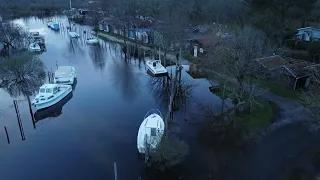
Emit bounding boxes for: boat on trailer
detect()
[32,84,72,110]
[146,60,168,76]
[137,109,165,154]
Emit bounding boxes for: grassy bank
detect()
[212,89,274,132]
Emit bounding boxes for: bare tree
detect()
[0,23,27,56]
[207,26,272,110]
[301,67,320,132]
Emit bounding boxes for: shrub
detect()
[295,41,310,50]
[308,42,320,56]
[285,39,296,49]
[148,133,189,171]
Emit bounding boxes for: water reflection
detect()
[68,38,85,55]
[34,92,73,122]
[88,44,105,70]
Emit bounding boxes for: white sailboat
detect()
[54,66,77,85]
[146,60,168,76]
[32,84,72,110]
[137,109,165,154]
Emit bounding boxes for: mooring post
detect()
[114,162,118,180]
[4,126,10,144]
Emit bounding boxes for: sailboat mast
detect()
[69,0,72,10]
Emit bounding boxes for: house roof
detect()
[131,19,154,28]
[189,35,219,47]
[297,27,320,31]
[254,55,286,70]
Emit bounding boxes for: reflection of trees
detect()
[148,70,195,110]
[89,44,106,70]
[0,52,46,128]
[110,58,140,102]
[67,39,84,55]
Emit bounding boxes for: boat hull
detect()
[137,110,165,154]
[146,61,168,76]
[33,86,72,110]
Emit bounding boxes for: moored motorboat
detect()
[86,37,99,45]
[32,84,72,110]
[29,43,41,52]
[146,60,168,76]
[137,109,165,154]
[54,66,77,85]
[69,31,80,38]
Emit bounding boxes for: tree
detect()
[301,67,320,132]
[208,27,272,108]
[0,23,27,56]
[0,52,46,97]
[147,132,189,171]
[251,0,317,27]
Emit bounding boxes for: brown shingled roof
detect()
[254,55,286,70]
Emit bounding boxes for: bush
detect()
[308,42,320,56]
[148,133,189,171]
[285,39,296,49]
[295,41,310,50]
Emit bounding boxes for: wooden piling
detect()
[114,162,118,180]
[4,126,10,144]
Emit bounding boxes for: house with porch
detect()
[255,55,312,90]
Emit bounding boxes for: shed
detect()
[189,36,219,58]
[296,27,320,41]
[255,55,312,90]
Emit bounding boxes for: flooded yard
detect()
[0,16,226,180]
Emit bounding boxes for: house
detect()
[255,55,312,90]
[128,19,153,43]
[98,17,114,33]
[295,27,320,41]
[188,36,219,58]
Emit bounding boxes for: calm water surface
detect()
[0,16,226,180]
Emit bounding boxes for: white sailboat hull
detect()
[86,38,99,45]
[54,66,77,85]
[32,85,72,110]
[137,110,165,154]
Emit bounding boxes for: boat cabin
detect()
[144,115,163,137]
[39,84,59,95]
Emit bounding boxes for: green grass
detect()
[246,77,301,100]
[211,88,274,132]
[182,53,200,63]
[233,99,274,132]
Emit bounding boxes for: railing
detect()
[144,109,163,120]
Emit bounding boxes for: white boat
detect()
[47,21,53,28]
[137,109,165,154]
[69,31,80,38]
[54,66,77,85]
[146,60,168,76]
[30,31,40,37]
[32,84,72,110]
[86,37,99,45]
[28,43,41,52]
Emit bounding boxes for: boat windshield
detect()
[46,88,52,93]
[40,88,45,93]
[150,128,157,136]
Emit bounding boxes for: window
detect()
[46,88,52,93]
[40,88,45,93]
[53,87,58,93]
[150,128,157,136]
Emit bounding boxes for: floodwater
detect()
[0,16,229,180]
[1,16,319,180]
